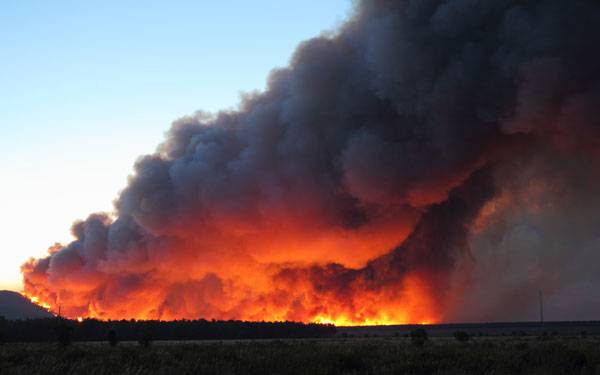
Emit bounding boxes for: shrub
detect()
[335,353,367,373]
[515,342,529,351]
[454,331,470,343]
[0,315,5,345]
[54,321,73,347]
[108,329,118,347]
[539,332,550,341]
[138,331,153,348]
[410,328,428,348]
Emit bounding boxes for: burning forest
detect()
[21,0,600,324]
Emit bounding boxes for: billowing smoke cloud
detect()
[22,0,600,323]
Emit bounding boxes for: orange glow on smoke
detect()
[23,259,440,325]
[309,276,440,326]
[20,177,457,325]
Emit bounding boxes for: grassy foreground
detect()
[1,337,600,375]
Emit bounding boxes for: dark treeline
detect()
[0,316,336,343]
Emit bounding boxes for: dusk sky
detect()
[0,0,351,291]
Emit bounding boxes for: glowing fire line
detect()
[21,290,437,325]
[23,293,52,311]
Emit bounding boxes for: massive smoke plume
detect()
[22,0,600,323]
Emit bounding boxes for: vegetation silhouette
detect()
[0,316,5,345]
[410,328,428,348]
[138,325,154,348]
[107,329,118,347]
[454,331,470,343]
[54,319,73,347]
[0,318,336,343]
[3,338,600,374]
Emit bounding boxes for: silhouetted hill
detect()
[0,290,53,320]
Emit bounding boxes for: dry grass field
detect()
[2,335,600,375]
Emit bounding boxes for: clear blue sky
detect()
[0,0,352,290]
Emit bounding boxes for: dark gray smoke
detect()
[22,0,600,323]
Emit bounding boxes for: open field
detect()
[337,321,600,338]
[2,335,600,375]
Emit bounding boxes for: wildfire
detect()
[20,261,442,325]
[21,0,595,327]
[315,316,408,327]
[22,293,52,311]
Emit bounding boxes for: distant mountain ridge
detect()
[0,290,54,320]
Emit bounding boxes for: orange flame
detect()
[21,262,441,325]
[22,293,52,311]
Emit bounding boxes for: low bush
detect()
[454,331,470,343]
[410,328,428,348]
